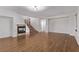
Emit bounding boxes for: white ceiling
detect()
[0,6,77,18]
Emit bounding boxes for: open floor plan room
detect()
[0,6,79,52]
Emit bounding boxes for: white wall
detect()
[0,16,13,38]
[26,15,76,35]
[29,17,49,32]
[30,17,41,32]
[75,7,79,45]
[25,17,48,33]
[48,15,76,35]
[41,19,48,32]
[0,9,25,37]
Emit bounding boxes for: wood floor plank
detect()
[0,32,79,52]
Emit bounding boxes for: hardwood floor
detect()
[0,32,79,52]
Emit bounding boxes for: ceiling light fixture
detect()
[26,6,46,12]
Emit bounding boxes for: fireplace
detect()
[17,24,26,34]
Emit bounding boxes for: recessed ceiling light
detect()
[26,6,47,12]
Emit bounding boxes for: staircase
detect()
[26,19,38,36]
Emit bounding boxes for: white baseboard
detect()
[69,34,74,36]
[0,35,11,38]
[12,35,17,37]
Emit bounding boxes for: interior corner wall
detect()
[0,9,25,38]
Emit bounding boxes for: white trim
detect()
[46,13,76,19]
